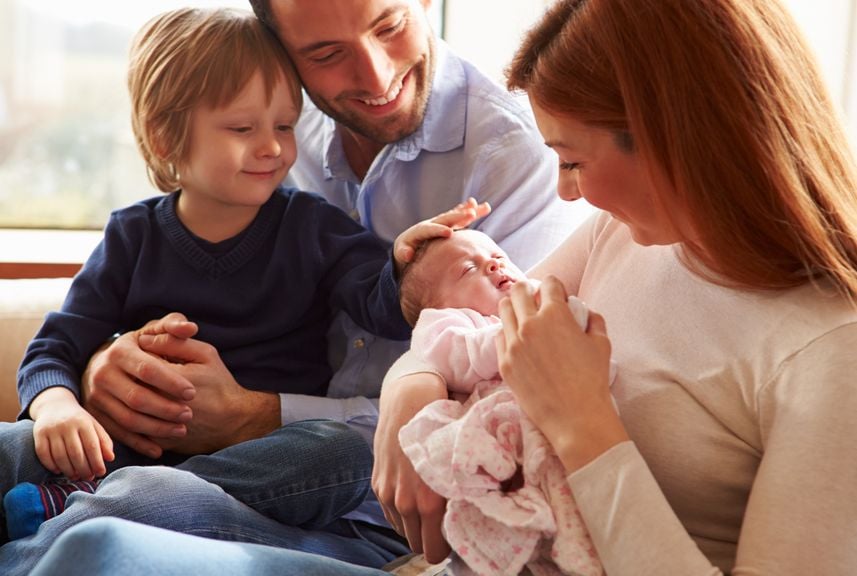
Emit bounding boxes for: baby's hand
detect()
[30,387,114,480]
[394,198,491,269]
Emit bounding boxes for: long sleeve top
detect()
[17,187,409,418]
[388,210,857,575]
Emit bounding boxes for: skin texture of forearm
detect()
[154,388,281,454]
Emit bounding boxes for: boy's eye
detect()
[560,162,580,172]
[277,125,293,132]
[229,127,251,133]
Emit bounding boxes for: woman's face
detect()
[530,98,684,246]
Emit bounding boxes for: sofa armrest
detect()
[0,278,72,422]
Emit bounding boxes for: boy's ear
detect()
[150,133,167,161]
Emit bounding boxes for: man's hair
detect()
[507,0,857,298]
[247,0,277,32]
[128,7,303,192]
[399,238,444,327]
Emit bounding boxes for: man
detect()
[3,0,584,572]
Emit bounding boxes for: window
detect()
[0,0,855,231]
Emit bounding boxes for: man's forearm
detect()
[158,388,281,455]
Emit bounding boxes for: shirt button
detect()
[353,338,365,349]
[349,209,360,221]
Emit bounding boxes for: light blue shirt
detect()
[279,40,592,524]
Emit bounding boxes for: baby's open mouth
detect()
[497,276,516,290]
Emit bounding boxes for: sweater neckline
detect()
[155,189,283,280]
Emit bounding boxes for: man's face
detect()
[269,0,435,145]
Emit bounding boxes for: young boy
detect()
[394,228,605,576]
[2,7,410,540]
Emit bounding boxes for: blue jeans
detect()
[30,517,388,576]
[0,419,408,575]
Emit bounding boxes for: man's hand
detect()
[138,331,281,454]
[372,372,451,563]
[81,313,199,459]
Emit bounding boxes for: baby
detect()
[396,229,605,576]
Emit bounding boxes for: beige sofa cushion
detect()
[0,278,72,422]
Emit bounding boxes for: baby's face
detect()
[423,230,525,316]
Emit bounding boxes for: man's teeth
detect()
[362,80,403,106]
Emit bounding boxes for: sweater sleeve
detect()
[303,195,410,341]
[17,214,136,418]
[567,323,857,576]
[411,308,501,394]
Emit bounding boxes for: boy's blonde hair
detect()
[508,0,857,299]
[128,8,303,192]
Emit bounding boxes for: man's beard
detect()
[306,37,436,145]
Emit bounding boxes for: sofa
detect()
[0,278,72,422]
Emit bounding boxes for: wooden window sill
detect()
[0,229,101,279]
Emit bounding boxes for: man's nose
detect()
[353,42,395,97]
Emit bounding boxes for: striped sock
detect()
[4,478,99,540]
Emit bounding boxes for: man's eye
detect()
[380,17,405,37]
[560,162,580,172]
[311,50,340,64]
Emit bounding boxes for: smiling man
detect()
[19,0,583,573]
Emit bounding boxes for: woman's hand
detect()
[372,372,451,563]
[393,198,491,272]
[496,275,629,472]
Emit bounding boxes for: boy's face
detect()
[178,70,299,218]
[424,230,525,316]
[269,0,435,145]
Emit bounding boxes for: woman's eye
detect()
[229,127,251,133]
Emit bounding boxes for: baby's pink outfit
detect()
[399,297,605,576]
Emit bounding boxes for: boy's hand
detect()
[393,198,491,271]
[30,387,114,480]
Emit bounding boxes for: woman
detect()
[373,0,857,574]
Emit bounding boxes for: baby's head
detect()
[399,229,526,326]
[128,7,303,192]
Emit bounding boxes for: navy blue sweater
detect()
[17,187,409,417]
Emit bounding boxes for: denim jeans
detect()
[30,517,389,576]
[0,419,408,576]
